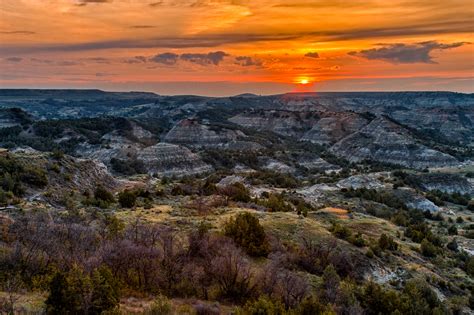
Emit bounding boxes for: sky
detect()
[0,0,473,96]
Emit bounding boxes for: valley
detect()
[0,90,473,314]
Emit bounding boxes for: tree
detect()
[45,266,120,315]
[90,266,120,314]
[45,271,77,315]
[224,212,269,257]
[321,265,340,304]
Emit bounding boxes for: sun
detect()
[300,78,310,85]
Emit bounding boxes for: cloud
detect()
[57,60,82,66]
[304,52,319,58]
[4,57,23,63]
[1,19,471,55]
[148,0,244,7]
[0,30,35,35]
[149,1,164,6]
[149,52,179,65]
[31,58,53,64]
[0,34,298,55]
[76,0,112,5]
[130,25,155,29]
[180,51,228,65]
[348,41,468,64]
[234,56,262,66]
[123,56,147,64]
[85,57,110,63]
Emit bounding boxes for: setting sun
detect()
[300,79,310,85]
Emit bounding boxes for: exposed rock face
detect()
[263,159,295,173]
[12,150,119,201]
[415,173,474,195]
[75,135,141,163]
[330,117,459,169]
[164,119,245,148]
[76,131,212,177]
[301,112,368,144]
[392,188,440,212]
[216,175,246,188]
[223,141,264,151]
[336,174,385,190]
[136,143,212,177]
[228,110,319,137]
[388,107,474,145]
[297,156,339,172]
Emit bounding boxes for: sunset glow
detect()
[0,0,473,95]
[299,79,310,85]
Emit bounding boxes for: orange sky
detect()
[0,0,473,95]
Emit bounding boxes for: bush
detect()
[237,296,287,315]
[466,257,474,277]
[330,222,352,240]
[118,190,137,208]
[447,225,458,235]
[378,233,398,251]
[94,185,115,204]
[219,182,251,203]
[349,233,366,247]
[420,239,438,257]
[45,266,120,315]
[260,193,293,212]
[145,295,172,315]
[224,212,269,257]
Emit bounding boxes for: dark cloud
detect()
[85,57,110,63]
[180,51,229,65]
[149,0,244,7]
[304,52,319,58]
[76,0,112,6]
[348,41,468,64]
[31,58,53,64]
[0,34,298,55]
[149,1,164,6]
[4,57,23,63]
[123,56,148,64]
[0,30,35,35]
[149,52,179,65]
[1,19,472,55]
[234,56,262,66]
[130,25,155,29]
[57,60,82,66]
[95,72,115,77]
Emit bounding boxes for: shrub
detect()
[349,233,366,247]
[420,239,438,257]
[237,296,287,315]
[447,239,458,252]
[224,212,269,257]
[468,201,474,211]
[330,222,352,240]
[260,193,293,212]
[94,185,115,204]
[466,257,474,277]
[45,266,120,315]
[447,225,458,235]
[118,190,137,208]
[219,182,251,203]
[378,233,398,251]
[145,295,172,315]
